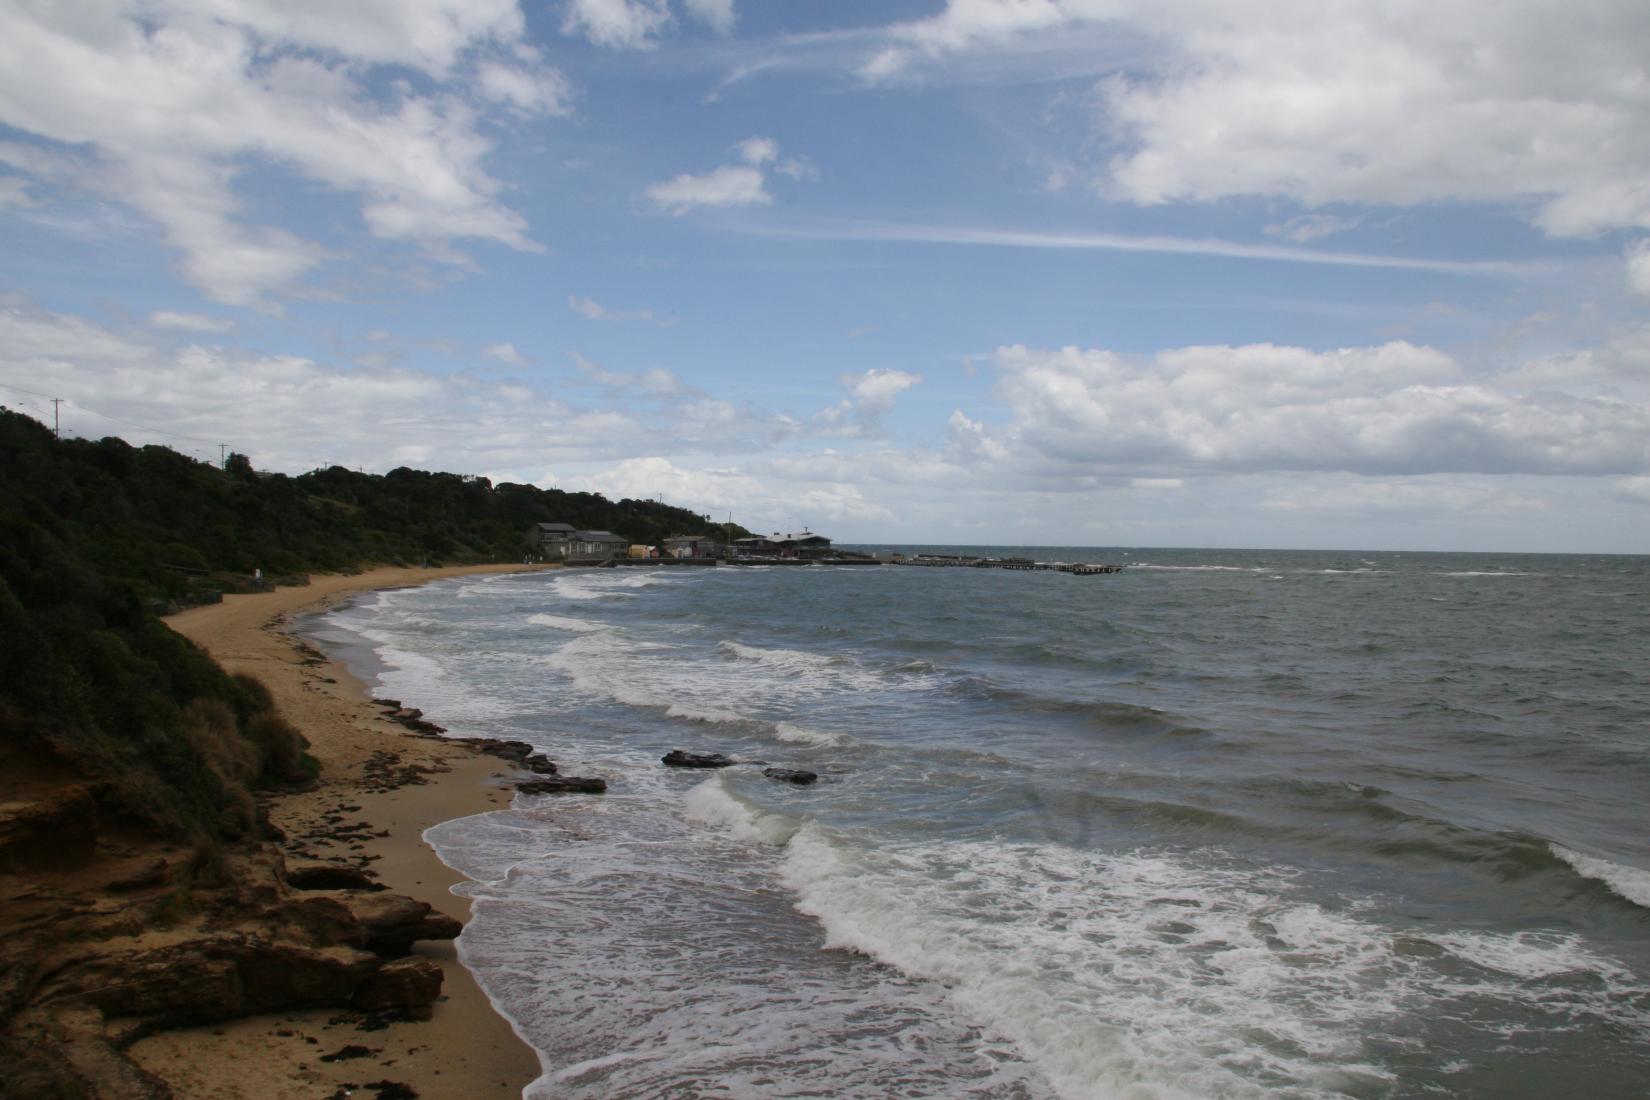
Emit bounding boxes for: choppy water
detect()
[311,549,1650,1098]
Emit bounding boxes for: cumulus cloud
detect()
[0,2,562,305]
[150,310,234,333]
[684,0,738,35]
[977,341,1650,478]
[562,0,673,49]
[815,368,922,436]
[864,1,1650,237]
[582,454,892,526]
[0,300,798,474]
[645,136,811,214]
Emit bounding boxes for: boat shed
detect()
[733,531,832,559]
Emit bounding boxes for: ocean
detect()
[308,548,1650,1099]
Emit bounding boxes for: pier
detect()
[892,555,1125,575]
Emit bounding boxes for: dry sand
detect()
[128,565,554,1100]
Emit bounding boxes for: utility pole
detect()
[51,398,62,439]
[220,444,227,468]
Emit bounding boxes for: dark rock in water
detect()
[662,750,736,768]
[473,738,534,763]
[517,776,606,794]
[523,752,558,775]
[763,768,818,786]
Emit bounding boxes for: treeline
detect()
[0,408,742,842]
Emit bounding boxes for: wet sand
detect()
[130,565,553,1099]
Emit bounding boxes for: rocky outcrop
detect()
[0,786,99,871]
[662,750,736,768]
[762,768,818,786]
[472,738,535,763]
[0,840,457,1100]
[523,752,558,774]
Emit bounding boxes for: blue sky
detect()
[2,0,1648,551]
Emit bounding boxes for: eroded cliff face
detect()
[0,775,455,1100]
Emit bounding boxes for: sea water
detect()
[311,549,1650,1098]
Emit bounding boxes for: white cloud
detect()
[150,310,234,333]
[1617,476,1650,505]
[864,1,1650,237]
[477,59,574,116]
[1264,214,1364,244]
[580,455,893,527]
[646,165,770,214]
[1258,477,1546,518]
[646,136,811,214]
[979,340,1650,479]
[485,342,526,364]
[562,0,673,49]
[0,175,32,208]
[0,2,559,305]
[571,351,681,395]
[0,300,806,474]
[1627,240,1650,301]
[684,0,737,35]
[568,294,659,323]
[815,368,922,436]
[739,136,779,166]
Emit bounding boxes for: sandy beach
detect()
[128,565,553,1100]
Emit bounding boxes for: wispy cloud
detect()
[750,219,1557,278]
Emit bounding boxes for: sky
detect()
[1,0,1648,553]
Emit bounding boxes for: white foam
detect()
[682,775,801,846]
[1438,570,1535,578]
[780,834,1400,1098]
[433,790,1051,1099]
[719,639,832,671]
[777,833,1650,1099]
[527,612,603,633]
[1430,929,1632,982]
[775,721,853,747]
[1552,846,1650,909]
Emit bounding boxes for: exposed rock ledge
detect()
[0,809,455,1100]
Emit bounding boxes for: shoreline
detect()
[130,564,554,1099]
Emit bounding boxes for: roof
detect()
[735,531,830,545]
[571,529,628,543]
[533,522,576,533]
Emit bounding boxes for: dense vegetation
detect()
[0,408,742,841]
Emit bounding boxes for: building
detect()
[566,530,630,559]
[525,522,577,558]
[525,523,632,560]
[732,530,832,559]
[663,534,722,559]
